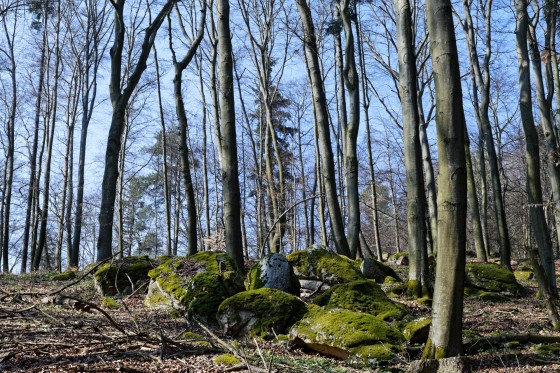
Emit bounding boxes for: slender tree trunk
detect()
[465,126,487,261]
[34,6,62,270]
[461,0,511,268]
[395,0,429,297]
[96,0,177,262]
[22,1,48,272]
[516,0,558,299]
[296,0,350,257]
[1,10,17,272]
[423,0,468,358]
[215,0,244,270]
[339,0,361,259]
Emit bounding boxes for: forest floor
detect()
[1,261,560,372]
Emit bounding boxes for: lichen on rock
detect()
[313,279,407,321]
[289,306,404,361]
[145,252,244,323]
[93,256,155,296]
[217,288,307,338]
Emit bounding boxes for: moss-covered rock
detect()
[290,306,404,361]
[286,247,364,294]
[403,318,431,344]
[465,263,523,296]
[360,257,402,284]
[94,256,155,296]
[514,270,534,281]
[145,252,244,323]
[52,271,76,281]
[217,288,307,338]
[245,253,300,295]
[313,280,407,321]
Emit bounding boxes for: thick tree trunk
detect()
[395,0,429,297]
[423,0,468,359]
[296,0,350,257]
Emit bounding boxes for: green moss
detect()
[383,276,399,284]
[435,346,446,359]
[52,271,76,281]
[314,280,407,321]
[535,343,560,355]
[290,308,404,360]
[465,263,522,295]
[94,256,154,296]
[245,265,265,290]
[506,341,521,349]
[349,344,396,361]
[218,288,307,338]
[102,296,119,309]
[286,248,364,285]
[421,338,433,359]
[403,318,431,343]
[477,291,510,302]
[514,271,534,281]
[213,353,241,365]
[146,253,244,323]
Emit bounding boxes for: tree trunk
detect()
[461,0,511,268]
[423,0,468,358]
[22,1,48,272]
[296,0,350,257]
[216,0,244,270]
[339,0,361,259]
[516,0,559,304]
[96,0,177,262]
[395,0,429,297]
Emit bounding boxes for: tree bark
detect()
[216,0,244,270]
[423,0,468,358]
[395,0,429,297]
[295,0,350,257]
[96,0,177,262]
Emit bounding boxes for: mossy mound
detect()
[403,318,431,344]
[514,270,534,281]
[245,254,300,295]
[145,252,244,323]
[465,263,522,296]
[217,288,307,338]
[286,247,364,293]
[360,257,402,284]
[290,306,404,361]
[314,280,407,321]
[52,271,76,281]
[94,256,155,296]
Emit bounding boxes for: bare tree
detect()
[96,0,178,262]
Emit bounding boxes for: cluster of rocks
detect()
[92,247,527,364]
